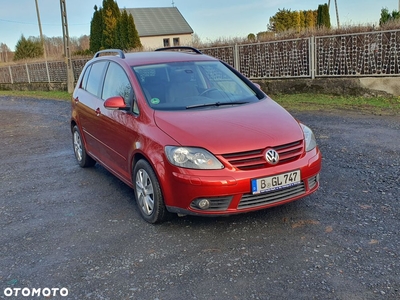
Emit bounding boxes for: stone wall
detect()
[0,82,67,92]
[256,77,398,97]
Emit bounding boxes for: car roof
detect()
[91,49,218,67]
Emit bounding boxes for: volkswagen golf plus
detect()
[71,47,322,223]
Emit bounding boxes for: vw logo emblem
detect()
[265,149,279,165]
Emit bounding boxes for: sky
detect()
[0,0,399,51]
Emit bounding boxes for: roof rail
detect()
[94,49,125,59]
[155,46,202,54]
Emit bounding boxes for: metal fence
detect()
[2,28,400,85]
[315,30,400,76]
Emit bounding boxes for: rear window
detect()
[133,61,261,111]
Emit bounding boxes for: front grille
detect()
[221,140,304,170]
[238,182,306,209]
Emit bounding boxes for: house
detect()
[124,7,194,50]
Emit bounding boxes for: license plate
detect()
[251,170,301,194]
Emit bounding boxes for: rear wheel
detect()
[72,125,96,168]
[133,159,170,224]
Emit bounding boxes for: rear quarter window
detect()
[80,65,92,90]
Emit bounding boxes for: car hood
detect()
[154,99,304,154]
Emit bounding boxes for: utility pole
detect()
[334,0,340,28]
[35,0,47,60]
[60,0,75,93]
[328,0,340,28]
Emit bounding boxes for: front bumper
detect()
[162,147,322,216]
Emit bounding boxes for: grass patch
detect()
[271,93,400,115]
[0,90,71,101]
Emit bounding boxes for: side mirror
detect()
[104,96,130,111]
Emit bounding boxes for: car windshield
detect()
[133,61,262,111]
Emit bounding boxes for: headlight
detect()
[300,123,317,152]
[165,146,224,170]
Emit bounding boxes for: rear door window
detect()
[85,61,108,97]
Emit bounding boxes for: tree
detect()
[268,8,318,33]
[101,0,120,49]
[191,33,201,47]
[268,8,299,32]
[127,13,141,49]
[102,7,117,49]
[380,8,400,25]
[304,10,317,29]
[0,43,11,62]
[45,36,63,57]
[299,11,306,30]
[116,9,130,50]
[78,35,90,51]
[14,35,43,61]
[113,8,141,50]
[247,33,256,42]
[317,4,331,29]
[90,5,103,52]
[103,0,120,19]
[89,1,141,52]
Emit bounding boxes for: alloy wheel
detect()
[135,169,154,216]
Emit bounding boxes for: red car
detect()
[71,47,322,223]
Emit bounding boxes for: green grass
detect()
[0,90,71,101]
[1,90,399,115]
[271,93,400,115]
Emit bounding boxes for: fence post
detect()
[45,61,51,83]
[234,44,240,72]
[310,36,315,79]
[26,63,31,84]
[8,66,13,84]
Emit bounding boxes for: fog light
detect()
[197,199,210,210]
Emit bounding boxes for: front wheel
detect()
[72,125,96,168]
[133,160,170,224]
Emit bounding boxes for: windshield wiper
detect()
[186,101,249,109]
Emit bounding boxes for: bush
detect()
[14,35,43,61]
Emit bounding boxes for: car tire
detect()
[72,125,96,168]
[133,159,170,224]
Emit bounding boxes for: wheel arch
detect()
[71,121,89,151]
[130,149,168,195]
[131,151,156,181]
[70,119,77,132]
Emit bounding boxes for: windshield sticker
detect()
[151,98,160,105]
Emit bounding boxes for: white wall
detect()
[359,77,400,96]
[140,34,193,50]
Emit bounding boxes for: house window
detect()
[173,38,180,46]
[163,38,170,47]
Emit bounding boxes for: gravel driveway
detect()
[0,96,399,299]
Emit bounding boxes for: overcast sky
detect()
[0,0,398,50]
